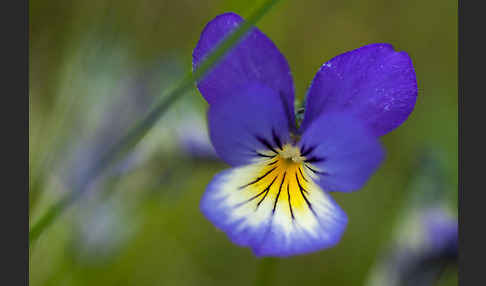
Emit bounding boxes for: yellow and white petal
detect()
[200,154,348,257]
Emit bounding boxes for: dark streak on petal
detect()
[236,187,269,207]
[256,135,278,154]
[272,129,283,150]
[287,183,295,220]
[305,156,326,163]
[238,166,278,189]
[300,145,316,157]
[305,164,329,175]
[294,173,309,194]
[235,174,278,208]
[272,172,286,213]
[256,175,279,208]
[298,167,308,182]
[256,152,276,158]
[295,173,317,217]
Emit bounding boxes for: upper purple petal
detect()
[208,83,292,166]
[299,112,385,192]
[300,43,417,137]
[193,12,295,118]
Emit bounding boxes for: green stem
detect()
[254,258,277,286]
[29,0,284,246]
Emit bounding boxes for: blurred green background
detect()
[29,0,457,285]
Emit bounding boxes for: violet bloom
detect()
[193,13,417,257]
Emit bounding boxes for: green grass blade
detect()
[29,0,284,246]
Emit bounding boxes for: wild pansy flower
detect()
[193,13,417,257]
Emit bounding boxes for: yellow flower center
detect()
[237,143,320,215]
[279,144,306,163]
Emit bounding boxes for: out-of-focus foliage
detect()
[29,0,457,285]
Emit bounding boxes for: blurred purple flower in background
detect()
[43,43,217,261]
[58,49,216,198]
[175,113,218,160]
[423,207,458,254]
[366,206,457,286]
[192,13,417,257]
[365,150,457,286]
[72,195,140,264]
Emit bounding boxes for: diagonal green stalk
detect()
[29,0,284,245]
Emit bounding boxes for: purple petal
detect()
[299,112,384,192]
[193,12,295,118]
[208,83,292,166]
[300,43,417,137]
[200,163,348,257]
